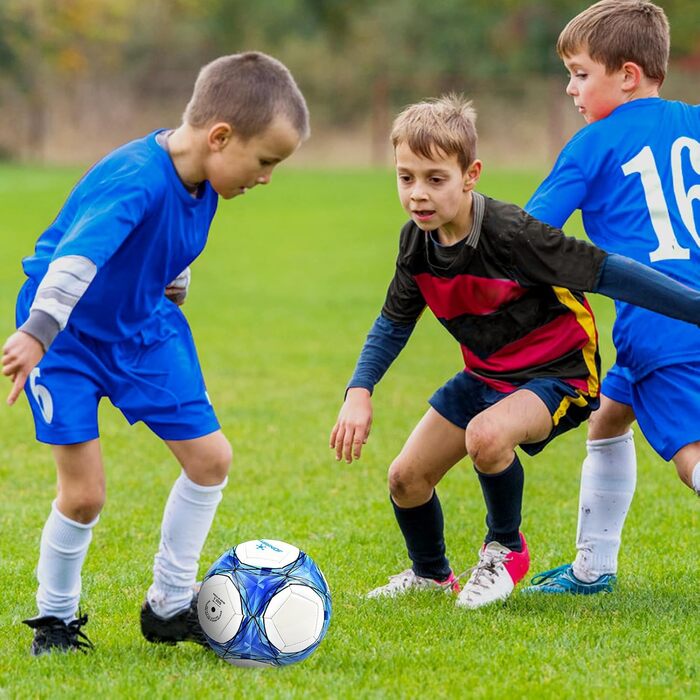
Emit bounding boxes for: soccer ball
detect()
[197,539,331,667]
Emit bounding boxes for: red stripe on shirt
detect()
[461,312,592,383]
[414,272,527,318]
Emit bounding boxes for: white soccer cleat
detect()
[456,533,530,610]
[366,568,460,598]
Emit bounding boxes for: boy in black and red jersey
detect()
[329,94,700,609]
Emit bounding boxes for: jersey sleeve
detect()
[52,168,156,268]
[19,255,97,350]
[346,314,416,394]
[524,152,588,228]
[596,253,700,326]
[509,213,608,291]
[381,225,427,323]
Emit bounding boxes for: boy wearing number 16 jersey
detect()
[524,0,700,594]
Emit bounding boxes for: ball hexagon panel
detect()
[197,574,244,644]
[263,584,325,653]
[235,539,300,569]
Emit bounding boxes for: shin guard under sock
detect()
[391,490,451,580]
[476,455,524,551]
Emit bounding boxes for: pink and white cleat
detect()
[456,533,530,609]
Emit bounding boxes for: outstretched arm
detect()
[512,213,700,326]
[594,254,700,324]
[330,314,415,463]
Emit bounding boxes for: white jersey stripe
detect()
[31,255,97,330]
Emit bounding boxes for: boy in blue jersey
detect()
[1,51,308,655]
[522,0,700,595]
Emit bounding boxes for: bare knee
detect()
[57,483,105,524]
[53,439,105,522]
[387,460,414,502]
[387,459,432,507]
[674,462,692,489]
[588,399,634,440]
[672,442,700,490]
[183,436,232,485]
[465,417,510,473]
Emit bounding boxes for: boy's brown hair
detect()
[557,0,669,83]
[184,51,310,140]
[391,94,477,172]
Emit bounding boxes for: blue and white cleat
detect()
[521,564,616,595]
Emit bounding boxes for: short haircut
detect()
[557,0,669,82]
[184,51,310,140]
[391,94,477,171]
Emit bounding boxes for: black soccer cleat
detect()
[23,612,94,656]
[140,593,208,647]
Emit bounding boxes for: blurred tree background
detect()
[0,0,698,166]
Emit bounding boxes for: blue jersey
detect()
[21,130,218,341]
[527,98,700,379]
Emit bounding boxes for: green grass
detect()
[0,165,698,699]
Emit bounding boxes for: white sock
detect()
[572,431,636,582]
[147,471,227,618]
[36,500,99,623]
[692,462,700,496]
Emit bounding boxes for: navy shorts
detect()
[17,281,220,445]
[429,370,599,456]
[602,361,700,461]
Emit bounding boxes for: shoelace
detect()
[384,569,419,591]
[24,612,94,653]
[464,550,509,595]
[528,564,571,586]
[379,569,450,593]
[66,613,95,653]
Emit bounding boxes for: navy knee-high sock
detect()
[391,490,451,580]
[475,455,524,551]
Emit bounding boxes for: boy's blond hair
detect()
[557,0,669,83]
[391,94,477,172]
[184,51,310,140]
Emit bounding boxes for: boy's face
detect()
[563,51,630,124]
[395,142,480,233]
[206,116,300,199]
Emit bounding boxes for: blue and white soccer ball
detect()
[197,539,331,667]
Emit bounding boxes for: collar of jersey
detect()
[149,129,212,206]
[608,96,662,118]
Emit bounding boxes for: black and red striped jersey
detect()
[381,193,606,395]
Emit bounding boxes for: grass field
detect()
[0,165,698,699]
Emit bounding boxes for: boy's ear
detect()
[621,61,643,92]
[207,122,235,150]
[463,160,482,190]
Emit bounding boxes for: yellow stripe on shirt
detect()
[552,286,600,397]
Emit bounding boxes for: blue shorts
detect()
[429,371,599,456]
[17,281,220,445]
[602,362,700,461]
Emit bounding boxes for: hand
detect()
[165,285,186,306]
[165,267,191,306]
[329,387,373,463]
[2,331,45,405]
